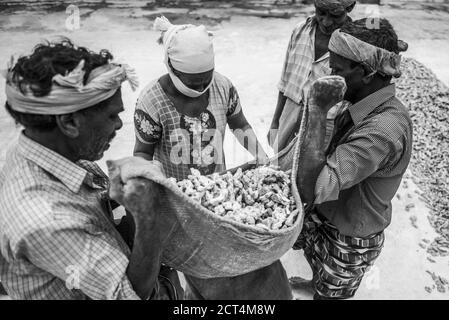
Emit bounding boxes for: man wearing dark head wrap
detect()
[293,18,412,299]
[268,0,356,152]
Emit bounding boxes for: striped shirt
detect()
[314,84,413,237]
[278,16,331,106]
[0,133,139,300]
[134,72,242,180]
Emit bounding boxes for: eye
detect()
[316,8,325,16]
[331,13,344,19]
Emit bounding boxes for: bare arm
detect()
[268,92,287,146]
[228,111,269,165]
[125,181,162,300]
[134,139,156,161]
[296,76,346,205]
[109,164,164,300]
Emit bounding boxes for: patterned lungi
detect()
[294,210,385,299]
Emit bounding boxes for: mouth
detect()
[320,26,335,35]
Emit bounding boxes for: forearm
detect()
[233,125,268,162]
[126,216,162,300]
[271,92,287,125]
[296,107,327,205]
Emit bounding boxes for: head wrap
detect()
[314,0,356,14]
[329,29,406,78]
[153,16,215,98]
[4,58,139,115]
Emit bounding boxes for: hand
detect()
[308,76,347,114]
[107,159,162,221]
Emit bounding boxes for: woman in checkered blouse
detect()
[133,18,293,300]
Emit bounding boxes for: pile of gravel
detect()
[395,58,449,257]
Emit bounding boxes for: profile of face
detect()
[329,51,367,102]
[74,89,124,161]
[172,67,214,93]
[315,4,352,35]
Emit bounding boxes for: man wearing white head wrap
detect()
[292,18,412,300]
[133,17,293,300]
[268,0,356,153]
[0,39,176,300]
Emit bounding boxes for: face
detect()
[329,51,365,102]
[315,5,349,35]
[173,68,214,92]
[76,89,124,161]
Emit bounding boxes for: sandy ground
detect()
[0,3,448,299]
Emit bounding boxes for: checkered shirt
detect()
[278,16,331,105]
[0,133,139,300]
[314,85,413,237]
[134,72,242,180]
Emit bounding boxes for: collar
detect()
[17,133,106,193]
[309,16,330,63]
[348,84,396,125]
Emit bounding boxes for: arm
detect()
[21,207,146,299]
[133,104,162,161]
[123,179,163,300]
[134,139,155,161]
[267,92,287,146]
[108,162,166,300]
[228,110,269,165]
[296,76,347,205]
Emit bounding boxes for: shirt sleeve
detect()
[20,216,141,300]
[134,93,163,145]
[314,123,405,204]
[226,84,242,119]
[277,29,296,93]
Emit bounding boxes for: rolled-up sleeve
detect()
[21,219,140,300]
[314,126,403,204]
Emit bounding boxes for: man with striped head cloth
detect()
[0,39,179,300]
[293,18,411,300]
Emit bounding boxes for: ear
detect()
[55,113,82,138]
[361,69,376,85]
[346,2,356,13]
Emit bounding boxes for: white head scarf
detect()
[153,16,215,98]
[329,29,405,78]
[4,58,139,115]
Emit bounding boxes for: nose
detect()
[322,15,333,27]
[115,116,123,131]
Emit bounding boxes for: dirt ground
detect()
[0,2,448,299]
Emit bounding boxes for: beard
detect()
[77,130,116,161]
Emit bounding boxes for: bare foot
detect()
[289,276,315,298]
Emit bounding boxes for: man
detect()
[0,39,173,300]
[294,18,412,299]
[268,0,356,152]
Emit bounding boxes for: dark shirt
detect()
[314,84,413,237]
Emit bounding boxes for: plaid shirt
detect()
[314,85,413,237]
[0,133,139,300]
[278,16,331,105]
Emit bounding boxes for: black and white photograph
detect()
[0,0,448,304]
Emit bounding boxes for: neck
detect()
[23,129,79,162]
[349,79,391,104]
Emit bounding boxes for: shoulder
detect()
[213,72,233,88]
[211,72,236,98]
[356,97,412,147]
[136,78,166,110]
[290,16,315,39]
